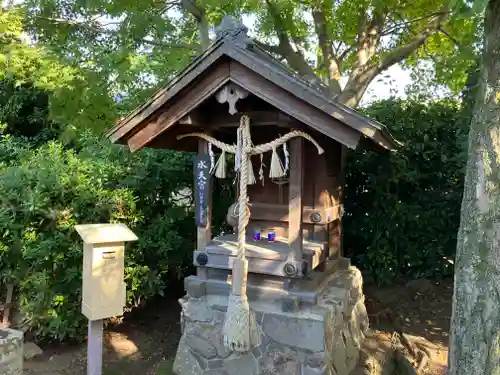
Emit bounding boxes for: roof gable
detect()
[106,16,399,152]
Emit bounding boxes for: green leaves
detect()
[10,0,479,123]
[344,98,470,285]
[0,131,201,341]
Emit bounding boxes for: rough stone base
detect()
[173,266,369,375]
[0,328,23,375]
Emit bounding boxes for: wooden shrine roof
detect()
[106,16,400,152]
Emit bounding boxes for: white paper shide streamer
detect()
[209,142,215,173]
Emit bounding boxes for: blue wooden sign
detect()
[194,154,211,226]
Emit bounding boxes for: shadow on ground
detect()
[23,277,453,375]
[23,294,182,375]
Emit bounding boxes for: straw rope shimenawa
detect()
[177,114,324,353]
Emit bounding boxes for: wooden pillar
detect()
[336,144,347,258]
[326,143,344,260]
[197,138,212,280]
[288,138,303,261]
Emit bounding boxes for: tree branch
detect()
[340,7,449,107]
[264,0,321,84]
[356,9,385,67]
[339,45,355,61]
[438,27,462,48]
[180,0,210,49]
[381,10,451,36]
[34,16,202,51]
[376,10,449,73]
[140,39,201,51]
[158,1,181,15]
[253,40,284,56]
[312,8,342,94]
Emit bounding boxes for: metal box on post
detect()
[75,224,138,321]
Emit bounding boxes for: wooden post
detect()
[87,319,103,375]
[197,138,212,280]
[288,138,303,261]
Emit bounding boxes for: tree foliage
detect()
[1,8,118,138]
[5,0,478,139]
[344,98,470,285]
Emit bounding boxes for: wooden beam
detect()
[249,203,339,224]
[288,138,304,262]
[224,45,398,150]
[179,110,294,128]
[229,61,361,149]
[107,45,225,143]
[127,62,230,152]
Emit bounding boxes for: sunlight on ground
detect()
[107,332,139,359]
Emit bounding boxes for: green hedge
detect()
[0,131,231,341]
[0,97,471,340]
[343,99,469,285]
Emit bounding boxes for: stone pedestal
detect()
[173,266,369,375]
[0,328,23,375]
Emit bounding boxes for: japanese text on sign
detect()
[193,154,211,226]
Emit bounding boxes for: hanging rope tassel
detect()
[269,147,286,178]
[214,150,227,179]
[222,114,260,353]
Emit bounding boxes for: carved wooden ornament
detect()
[216,83,249,115]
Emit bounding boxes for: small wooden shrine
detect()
[106,16,398,314]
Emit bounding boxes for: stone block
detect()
[282,295,300,313]
[254,310,264,325]
[0,328,23,375]
[252,346,261,359]
[211,304,228,312]
[186,278,207,298]
[262,314,324,352]
[224,353,258,375]
[205,370,229,375]
[185,321,231,359]
[186,335,217,359]
[306,353,325,368]
[180,297,213,322]
[259,333,270,352]
[173,266,369,375]
[192,350,208,370]
[337,257,351,269]
[208,358,224,369]
[301,365,325,375]
[23,342,43,360]
[173,344,204,375]
[259,343,300,375]
[213,311,226,326]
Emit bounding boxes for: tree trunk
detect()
[448,1,500,374]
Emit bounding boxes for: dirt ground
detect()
[23,277,453,375]
[363,278,452,375]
